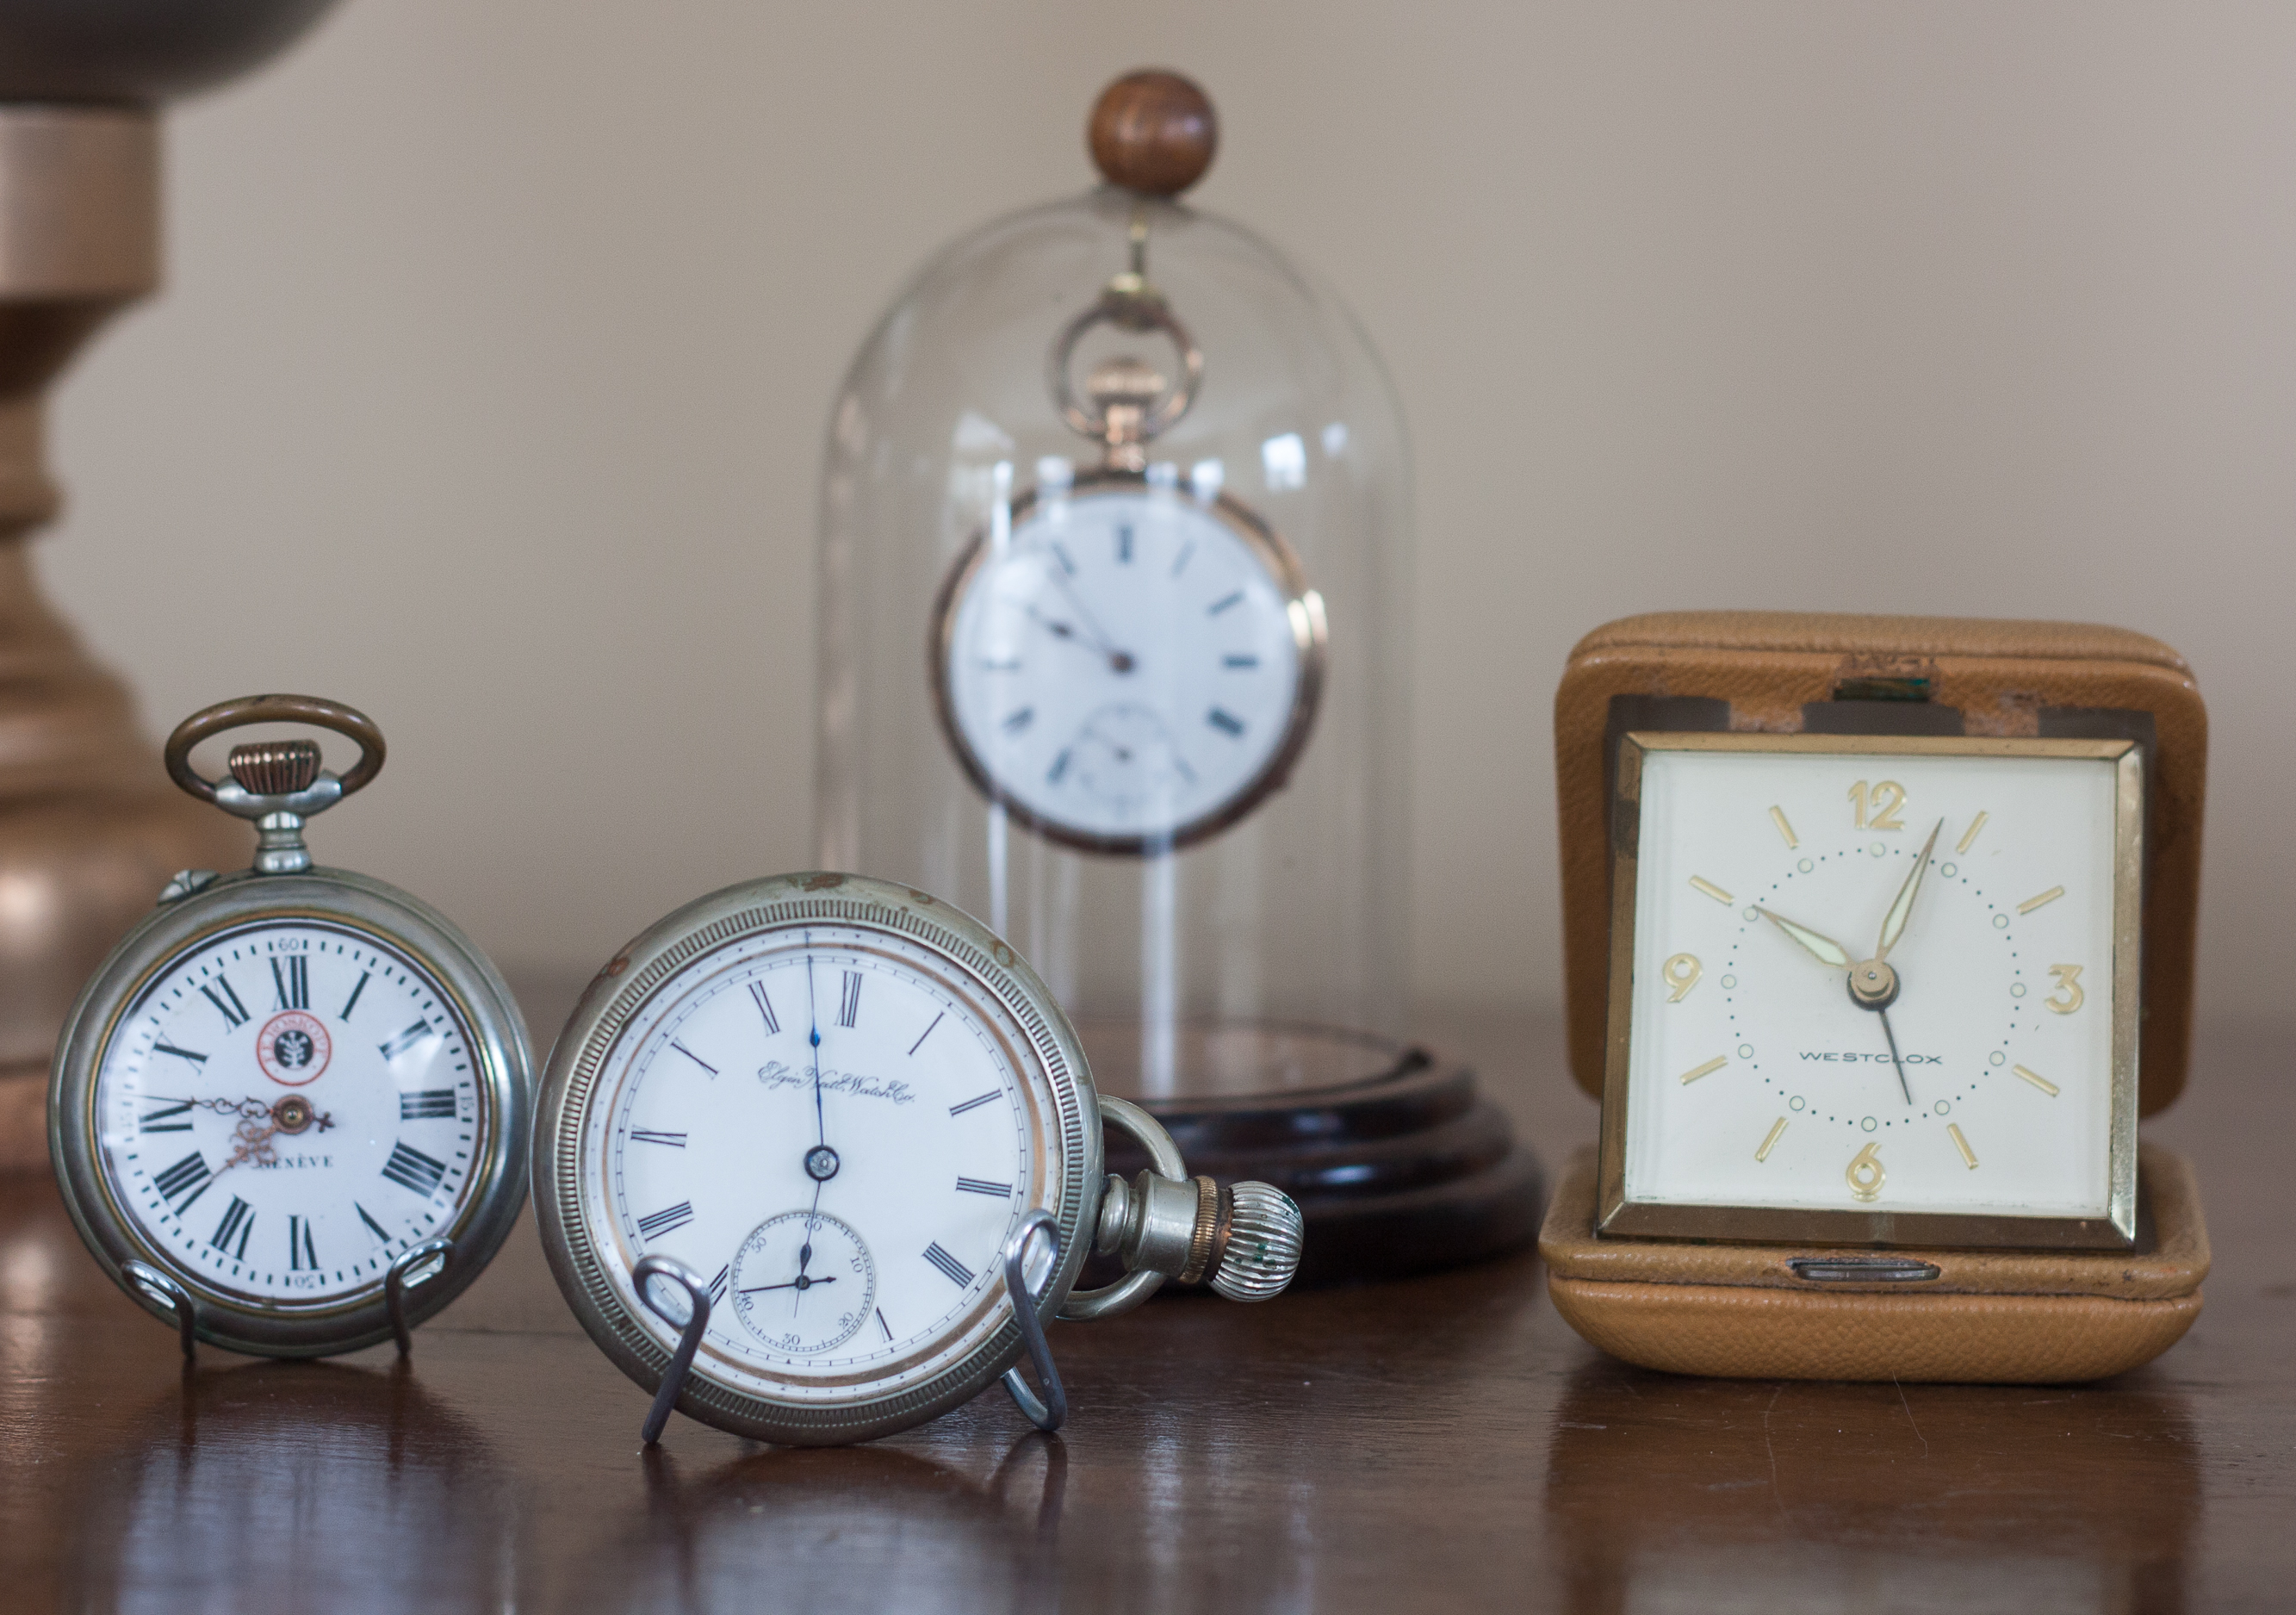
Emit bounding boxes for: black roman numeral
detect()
[749,980,780,1035]
[1116,524,1134,562]
[138,1100,195,1134]
[1047,748,1072,785]
[1206,707,1245,737]
[1002,706,1035,735]
[1171,539,1196,578]
[399,1090,457,1121]
[708,1264,729,1304]
[1051,541,1078,575]
[1207,590,1244,616]
[636,1202,694,1240]
[671,1040,717,1076]
[381,1141,447,1197]
[948,1090,999,1116]
[153,1151,212,1211]
[923,1242,974,1287]
[289,1214,318,1271]
[210,1196,254,1260]
[955,1177,1011,1197]
[153,1040,208,1070]
[356,1202,391,1244]
[839,971,863,1028]
[379,1020,432,1061]
[630,1128,687,1147]
[201,978,249,1030]
[1222,654,1259,669]
[270,955,308,1010]
[340,971,371,1020]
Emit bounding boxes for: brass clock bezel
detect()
[1596,732,2144,1251]
[928,467,1327,857]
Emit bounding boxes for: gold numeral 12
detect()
[1849,780,1907,831]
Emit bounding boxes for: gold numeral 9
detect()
[2045,964,2085,1015]
[1848,780,1908,831]
[1661,953,1702,1003]
[1846,1142,1885,1202]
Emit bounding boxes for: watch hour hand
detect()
[1875,819,1945,963]
[1754,908,1854,970]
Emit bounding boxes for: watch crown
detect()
[1207,1180,1303,1303]
[226,739,322,797]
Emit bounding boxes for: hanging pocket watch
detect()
[929,218,1327,854]
[48,695,532,1357]
[534,872,1305,1447]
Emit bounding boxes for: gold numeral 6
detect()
[1846,1142,1885,1202]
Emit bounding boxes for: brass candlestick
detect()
[0,0,343,1168]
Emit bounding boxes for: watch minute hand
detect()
[1755,908,1854,970]
[1875,820,1945,963]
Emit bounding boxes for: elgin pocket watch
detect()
[535,872,1305,1446]
[1602,732,2141,1247]
[49,695,532,1357]
[928,210,1326,854]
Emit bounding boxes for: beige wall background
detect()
[35,2,2293,1033]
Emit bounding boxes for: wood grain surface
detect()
[3,987,2288,1612]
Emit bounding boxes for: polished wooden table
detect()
[3,994,2287,1612]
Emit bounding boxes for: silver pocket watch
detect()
[535,872,1305,1446]
[48,695,532,1357]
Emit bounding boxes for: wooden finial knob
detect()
[1089,70,1217,197]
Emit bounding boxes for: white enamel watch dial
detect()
[537,875,1101,1445]
[90,922,484,1302]
[934,477,1325,853]
[1602,736,2140,1247]
[49,693,532,1357]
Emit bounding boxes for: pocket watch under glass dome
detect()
[816,75,1411,1101]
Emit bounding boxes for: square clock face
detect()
[1597,734,2142,1249]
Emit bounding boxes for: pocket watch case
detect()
[1545,612,2209,1382]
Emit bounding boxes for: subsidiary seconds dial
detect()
[934,475,1325,852]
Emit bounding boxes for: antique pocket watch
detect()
[534,873,1305,1446]
[48,696,532,1357]
[928,216,1327,854]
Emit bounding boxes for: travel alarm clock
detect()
[535,873,1305,1445]
[1541,613,2211,1383]
[48,696,532,1357]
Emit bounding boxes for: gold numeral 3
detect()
[2045,964,2085,1015]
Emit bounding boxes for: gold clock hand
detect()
[1755,908,1855,970]
[1874,819,1945,963]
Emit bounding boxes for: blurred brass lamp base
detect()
[0,107,249,1169]
[1081,1021,1543,1284]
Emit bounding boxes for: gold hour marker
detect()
[2013,1063,2060,1096]
[1755,1117,1788,1162]
[2018,885,2065,915]
[1956,811,1989,854]
[1948,1123,1978,1170]
[1679,1055,1728,1084]
[1689,876,1734,905]
[1769,806,1798,848]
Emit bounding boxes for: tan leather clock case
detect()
[1542,612,2209,1382]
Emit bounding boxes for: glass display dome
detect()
[815,176,1412,1104]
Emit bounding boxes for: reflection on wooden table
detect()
[1,1004,2288,1612]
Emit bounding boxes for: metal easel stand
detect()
[385,1238,456,1355]
[999,1209,1067,1432]
[634,1255,714,1446]
[631,1214,1069,1447]
[122,1258,196,1360]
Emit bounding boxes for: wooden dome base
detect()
[1081,1021,1543,1285]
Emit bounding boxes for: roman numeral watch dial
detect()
[48,698,532,1357]
[1598,734,2144,1249]
[934,474,1325,852]
[534,874,1306,1447]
